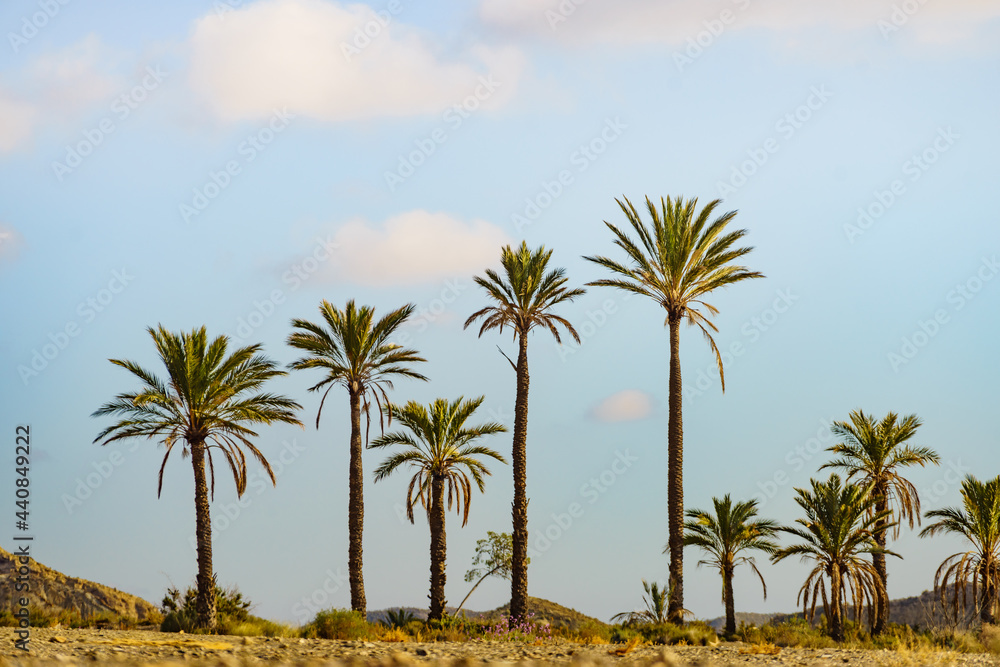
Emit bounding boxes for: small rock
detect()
[415,648,429,656]
[50,636,68,643]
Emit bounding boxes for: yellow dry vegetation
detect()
[87,638,234,650]
[608,636,642,656]
[739,641,781,655]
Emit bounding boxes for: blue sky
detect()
[1,0,999,625]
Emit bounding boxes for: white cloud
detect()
[0,95,35,153]
[0,223,25,264]
[590,389,654,423]
[0,35,122,154]
[320,210,512,286]
[479,0,1000,52]
[189,0,525,122]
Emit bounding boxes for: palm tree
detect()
[584,196,762,622]
[465,241,584,620]
[370,397,507,621]
[771,474,898,642]
[611,579,670,625]
[683,495,779,636]
[821,410,939,634]
[287,300,427,616]
[920,475,1000,625]
[92,325,302,630]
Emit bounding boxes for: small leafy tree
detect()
[455,531,521,615]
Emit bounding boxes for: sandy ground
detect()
[3,627,1000,666]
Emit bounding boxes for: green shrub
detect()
[159,582,255,634]
[302,609,372,640]
[610,626,641,644]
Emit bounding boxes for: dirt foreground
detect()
[3,628,1000,666]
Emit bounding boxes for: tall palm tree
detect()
[92,325,302,630]
[287,300,427,616]
[821,410,939,634]
[683,495,779,636]
[771,474,898,642]
[584,196,762,623]
[465,241,584,620]
[370,396,507,621]
[920,475,1000,625]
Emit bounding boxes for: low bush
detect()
[302,609,373,640]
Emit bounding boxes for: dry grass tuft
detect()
[739,641,781,655]
[608,636,642,655]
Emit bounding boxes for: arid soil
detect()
[3,628,1000,666]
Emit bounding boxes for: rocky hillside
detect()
[0,546,158,621]
[370,597,606,630]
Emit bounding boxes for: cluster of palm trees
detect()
[682,411,1000,641]
[91,194,997,640]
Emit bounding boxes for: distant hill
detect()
[0,546,158,621]
[709,587,977,632]
[370,596,606,630]
[705,612,780,631]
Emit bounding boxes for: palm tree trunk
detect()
[830,564,843,642]
[667,317,685,625]
[190,441,217,630]
[348,388,366,616]
[981,562,997,624]
[428,474,447,621]
[510,335,530,621]
[723,565,736,637]
[872,492,888,635]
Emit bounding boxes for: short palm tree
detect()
[370,396,507,621]
[287,300,427,616]
[584,196,762,623]
[92,325,302,630]
[465,241,584,620]
[683,495,779,636]
[771,474,898,642]
[611,579,670,625]
[920,475,1000,625]
[821,410,938,634]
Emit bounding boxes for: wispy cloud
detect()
[316,210,512,287]
[590,389,654,423]
[480,0,1000,54]
[189,0,525,123]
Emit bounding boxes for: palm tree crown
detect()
[93,325,302,497]
[288,299,428,434]
[822,410,938,536]
[465,241,585,343]
[583,196,762,389]
[920,474,1000,624]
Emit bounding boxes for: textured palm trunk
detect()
[830,564,843,642]
[723,564,736,637]
[348,389,367,616]
[981,562,997,624]
[872,490,889,635]
[190,441,217,630]
[428,474,447,621]
[667,318,685,625]
[509,335,530,622]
